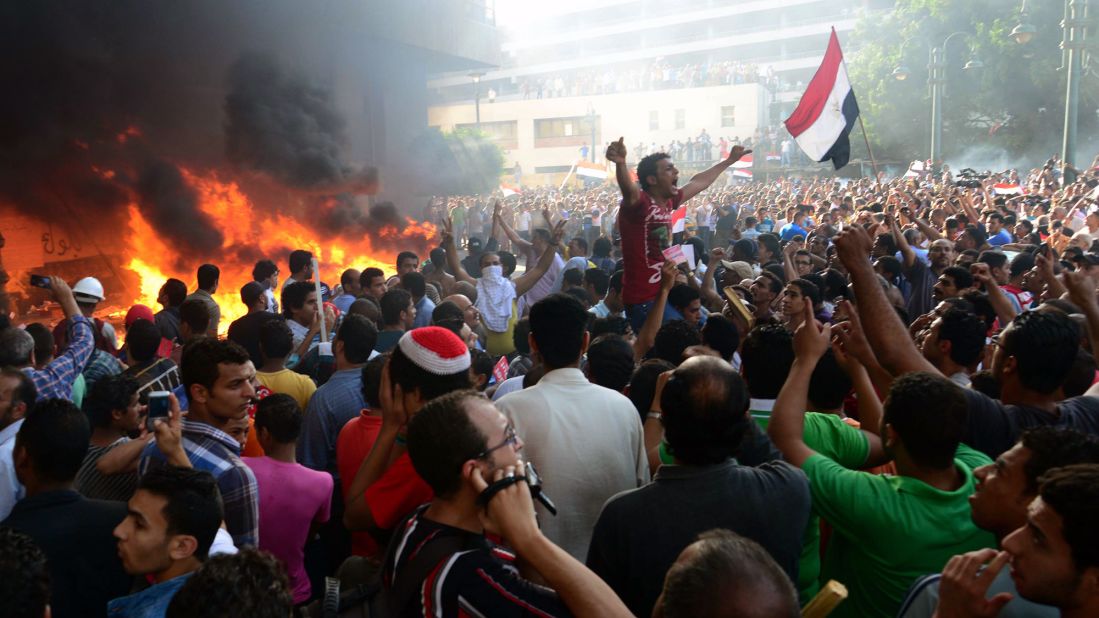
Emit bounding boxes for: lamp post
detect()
[894,33,981,168]
[470,71,485,130]
[1013,0,1092,184]
[586,103,596,162]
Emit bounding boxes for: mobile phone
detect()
[146,391,171,432]
[29,274,51,289]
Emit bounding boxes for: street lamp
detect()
[893,33,982,167]
[586,102,596,162]
[1013,0,1092,184]
[470,71,485,129]
[1011,0,1038,45]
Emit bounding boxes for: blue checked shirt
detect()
[297,368,365,480]
[140,419,259,548]
[24,315,94,401]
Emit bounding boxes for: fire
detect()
[124,168,435,335]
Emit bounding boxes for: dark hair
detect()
[407,390,488,498]
[585,335,635,392]
[584,268,610,298]
[166,549,293,618]
[401,271,427,299]
[561,268,584,289]
[942,266,974,290]
[1001,311,1080,394]
[512,317,531,355]
[977,251,1007,271]
[637,152,669,192]
[1009,252,1036,278]
[431,301,465,336]
[180,338,251,393]
[660,529,799,618]
[499,251,517,277]
[875,233,898,256]
[968,369,1001,399]
[569,236,589,255]
[252,259,277,282]
[652,320,702,365]
[1036,464,1099,572]
[24,323,53,364]
[280,281,315,319]
[661,358,750,464]
[0,367,36,417]
[179,298,210,334]
[396,251,419,270]
[937,308,987,366]
[963,225,987,246]
[16,398,90,483]
[959,290,996,329]
[529,293,589,368]
[388,342,471,401]
[84,374,140,429]
[1019,427,1099,495]
[126,319,162,363]
[807,348,853,411]
[161,279,188,307]
[591,316,631,339]
[138,466,223,561]
[1063,348,1097,398]
[883,372,967,469]
[667,284,701,312]
[336,313,379,364]
[469,349,494,391]
[361,353,388,409]
[196,264,219,290]
[0,528,50,618]
[788,278,822,308]
[627,359,674,422]
[757,233,781,261]
[592,236,613,258]
[258,318,292,360]
[732,239,757,261]
[700,314,739,361]
[380,289,412,327]
[429,247,447,268]
[359,267,384,289]
[740,324,794,399]
[288,249,313,275]
[240,282,265,307]
[608,270,624,294]
[253,393,302,444]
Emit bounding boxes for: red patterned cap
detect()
[397,327,471,375]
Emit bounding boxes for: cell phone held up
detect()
[29,274,51,289]
[146,391,171,432]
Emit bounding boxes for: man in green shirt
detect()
[768,297,996,618]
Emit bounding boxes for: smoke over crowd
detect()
[0,1,404,265]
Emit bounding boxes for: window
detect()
[649,110,659,131]
[533,115,598,148]
[455,120,518,149]
[675,109,685,130]
[721,106,736,127]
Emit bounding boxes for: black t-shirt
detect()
[383,506,571,618]
[963,389,1099,458]
[226,311,279,367]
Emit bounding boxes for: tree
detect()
[847,0,1095,169]
[409,126,505,196]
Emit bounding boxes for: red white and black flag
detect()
[784,28,860,169]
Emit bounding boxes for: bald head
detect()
[444,293,479,327]
[453,281,477,304]
[348,298,381,328]
[660,356,750,465]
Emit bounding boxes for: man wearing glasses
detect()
[384,390,633,618]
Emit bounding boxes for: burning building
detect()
[0,0,500,330]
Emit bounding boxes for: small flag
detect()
[784,29,860,169]
[492,355,510,384]
[731,153,754,169]
[733,169,753,179]
[575,160,608,179]
[499,182,522,196]
[766,153,781,162]
[993,183,1022,195]
[671,205,687,233]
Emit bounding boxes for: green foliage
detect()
[847,0,1094,167]
[409,126,505,195]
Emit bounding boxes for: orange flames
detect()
[125,168,435,334]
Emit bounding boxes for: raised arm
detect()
[699,248,725,308]
[767,305,831,467]
[913,217,943,242]
[496,206,533,252]
[782,242,801,282]
[1063,270,1099,355]
[681,145,751,203]
[442,217,477,286]
[970,263,1019,325]
[513,221,566,298]
[606,137,640,209]
[889,214,917,269]
[835,225,939,376]
[634,260,677,361]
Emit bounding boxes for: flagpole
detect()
[856,114,880,179]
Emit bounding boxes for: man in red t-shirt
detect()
[606,137,750,331]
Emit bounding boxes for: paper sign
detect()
[662,244,687,265]
[680,243,696,270]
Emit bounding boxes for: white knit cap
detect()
[397,327,471,375]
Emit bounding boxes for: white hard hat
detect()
[72,277,105,302]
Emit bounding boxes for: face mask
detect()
[484,265,503,278]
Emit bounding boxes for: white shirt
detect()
[495,368,649,559]
[0,419,26,520]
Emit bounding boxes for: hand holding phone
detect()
[146,391,171,432]
[30,274,51,289]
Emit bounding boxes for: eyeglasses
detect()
[475,425,519,460]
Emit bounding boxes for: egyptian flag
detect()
[784,29,860,170]
[671,205,687,233]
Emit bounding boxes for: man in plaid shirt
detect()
[139,338,260,548]
[0,276,93,402]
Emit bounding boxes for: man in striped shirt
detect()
[383,390,632,618]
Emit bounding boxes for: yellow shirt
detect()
[256,369,318,411]
[484,300,519,357]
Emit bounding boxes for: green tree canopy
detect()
[409,126,505,196]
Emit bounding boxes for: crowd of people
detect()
[2,137,1099,618]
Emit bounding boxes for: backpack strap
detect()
[322,577,341,618]
[383,533,469,617]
